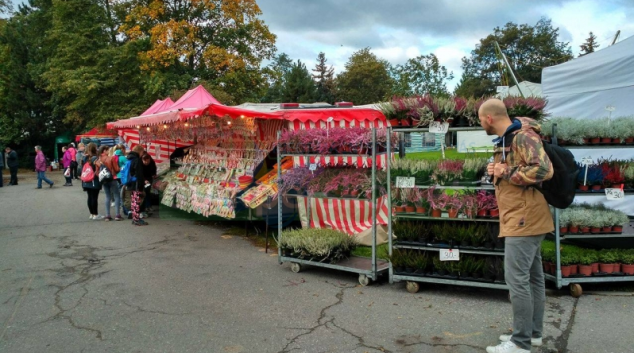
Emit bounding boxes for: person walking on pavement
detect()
[479,99,554,353]
[34,146,54,189]
[82,143,103,220]
[68,143,78,180]
[0,147,4,187]
[5,146,19,185]
[62,146,73,186]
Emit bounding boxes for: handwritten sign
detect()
[309,163,317,171]
[440,249,460,261]
[429,121,449,134]
[605,188,625,200]
[395,177,415,188]
[580,157,593,166]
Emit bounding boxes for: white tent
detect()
[542,35,634,119]
[497,81,542,99]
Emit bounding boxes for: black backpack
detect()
[534,142,578,209]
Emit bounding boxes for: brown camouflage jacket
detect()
[493,117,554,237]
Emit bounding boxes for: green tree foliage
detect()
[455,18,572,97]
[281,60,316,103]
[312,52,335,103]
[261,53,293,103]
[336,47,393,105]
[119,0,276,104]
[392,53,453,96]
[579,31,600,56]
[0,0,12,14]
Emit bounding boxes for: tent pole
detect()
[494,41,525,98]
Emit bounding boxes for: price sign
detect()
[309,163,317,171]
[395,176,415,188]
[245,170,254,177]
[605,188,625,200]
[580,157,593,166]
[429,121,449,134]
[440,249,460,261]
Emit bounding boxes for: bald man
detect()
[479,99,554,353]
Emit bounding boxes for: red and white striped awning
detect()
[297,195,389,235]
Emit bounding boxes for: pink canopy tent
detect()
[141,98,174,116]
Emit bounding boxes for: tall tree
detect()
[119,0,276,103]
[280,60,316,103]
[336,47,393,105]
[392,54,453,96]
[0,0,12,14]
[312,52,335,103]
[579,31,600,56]
[455,18,572,97]
[261,53,293,103]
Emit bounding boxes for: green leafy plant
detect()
[599,250,619,264]
[280,228,357,263]
[579,250,599,265]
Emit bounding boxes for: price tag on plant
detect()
[429,121,449,134]
[605,188,625,200]
[395,176,415,188]
[581,157,593,166]
[309,163,317,171]
[440,249,460,261]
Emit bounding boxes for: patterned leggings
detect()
[131,191,141,222]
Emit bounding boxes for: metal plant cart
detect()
[547,140,634,297]
[387,126,509,293]
[276,129,390,286]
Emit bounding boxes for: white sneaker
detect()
[90,215,95,220]
[486,341,530,353]
[500,334,543,347]
[93,215,105,220]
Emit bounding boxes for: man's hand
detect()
[487,163,495,176]
[493,163,508,178]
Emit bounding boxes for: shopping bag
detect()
[64,168,71,177]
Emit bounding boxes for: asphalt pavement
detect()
[0,170,632,353]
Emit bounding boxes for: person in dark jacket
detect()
[126,145,147,226]
[140,153,157,214]
[5,147,18,185]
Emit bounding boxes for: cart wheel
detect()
[570,284,583,298]
[406,281,420,294]
[290,262,302,273]
[358,274,371,286]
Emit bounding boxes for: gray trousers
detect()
[505,235,546,350]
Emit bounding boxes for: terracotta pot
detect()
[415,206,427,214]
[448,208,459,218]
[626,137,634,144]
[431,209,442,217]
[602,226,613,233]
[612,138,622,144]
[591,227,601,233]
[570,264,578,275]
[622,264,634,275]
[591,185,602,191]
[560,226,569,234]
[489,209,500,218]
[405,206,415,213]
[582,138,590,144]
[612,184,622,189]
[613,226,623,233]
[599,263,614,274]
[568,226,579,233]
[591,263,599,273]
[601,137,612,144]
[578,184,589,191]
[543,262,551,273]
[613,263,621,272]
[579,265,593,277]
[350,190,359,197]
[394,206,406,213]
[477,209,488,217]
[388,119,399,127]
[581,227,591,233]
[401,119,411,127]
[561,265,572,277]
[590,137,601,144]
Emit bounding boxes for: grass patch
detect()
[351,244,390,260]
[402,149,490,161]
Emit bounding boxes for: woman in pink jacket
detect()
[62,146,73,186]
[35,145,54,188]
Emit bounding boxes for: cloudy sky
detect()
[256,0,634,90]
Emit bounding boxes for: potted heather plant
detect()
[415,188,430,214]
[558,210,570,234]
[446,194,464,219]
[432,160,464,186]
[476,190,492,217]
[401,188,416,213]
[462,193,478,219]
[621,250,634,275]
[462,158,488,182]
[612,212,629,233]
[427,187,447,217]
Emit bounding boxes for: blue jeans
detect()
[37,171,53,188]
[103,180,121,217]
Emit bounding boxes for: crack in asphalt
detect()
[553,297,579,353]
[278,282,391,353]
[120,301,196,316]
